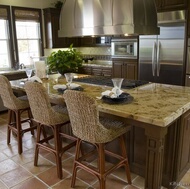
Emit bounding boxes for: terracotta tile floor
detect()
[0,111,190,189]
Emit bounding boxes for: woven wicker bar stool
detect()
[63,90,132,189]
[0,75,36,154]
[24,81,76,179]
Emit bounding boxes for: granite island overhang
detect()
[10,74,190,189]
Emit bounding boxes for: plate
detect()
[57,86,84,94]
[53,84,67,90]
[102,92,133,104]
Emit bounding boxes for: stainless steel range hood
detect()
[58,0,160,37]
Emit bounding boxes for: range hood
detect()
[58,0,160,37]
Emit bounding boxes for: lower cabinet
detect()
[79,66,112,77]
[128,109,190,188]
[176,110,190,180]
[112,59,138,80]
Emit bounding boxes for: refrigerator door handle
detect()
[152,42,156,76]
[157,41,161,76]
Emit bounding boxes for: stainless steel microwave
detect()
[111,38,138,59]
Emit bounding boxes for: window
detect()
[12,7,43,68]
[0,6,43,69]
[0,6,13,69]
[16,21,41,65]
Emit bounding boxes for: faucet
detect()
[19,63,26,69]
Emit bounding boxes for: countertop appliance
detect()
[138,10,186,86]
[185,38,190,86]
[111,38,138,59]
[73,76,149,89]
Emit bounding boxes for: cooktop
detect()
[73,76,149,89]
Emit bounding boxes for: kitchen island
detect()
[11,74,190,189]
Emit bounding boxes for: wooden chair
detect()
[24,81,76,179]
[0,75,36,154]
[63,90,132,189]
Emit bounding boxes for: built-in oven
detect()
[185,38,190,86]
[111,38,138,59]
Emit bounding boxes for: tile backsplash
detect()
[44,46,111,60]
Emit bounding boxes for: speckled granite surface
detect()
[11,74,190,127]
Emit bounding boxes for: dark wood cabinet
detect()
[79,65,112,77]
[43,8,79,48]
[80,37,111,47]
[127,108,190,188]
[80,37,97,47]
[155,0,187,11]
[188,1,190,37]
[176,110,190,180]
[112,59,137,80]
[79,66,92,75]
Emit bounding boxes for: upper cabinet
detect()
[155,0,187,11]
[79,36,112,47]
[43,8,111,48]
[188,1,190,37]
[43,8,79,48]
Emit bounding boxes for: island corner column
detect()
[144,125,168,189]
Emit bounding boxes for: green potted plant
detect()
[53,0,65,9]
[47,44,83,75]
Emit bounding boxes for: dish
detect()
[53,84,67,90]
[102,92,133,104]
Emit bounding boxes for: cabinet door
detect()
[102,67,112,77]
[65,38,80,47]
[177,110,190,178]
[83,66,92,75]
[80,37,97,46]
[155,0,187,11]
[92,67,104,76]
[112,61,123,78]
[188,2,190,37]
[123,63,137,80]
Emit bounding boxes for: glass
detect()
[64,73,74,89]
[25,68,33,80]
[111,78,124,97]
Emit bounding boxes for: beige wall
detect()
[0,0,59,8]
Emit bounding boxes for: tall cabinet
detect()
[43,8,79,48]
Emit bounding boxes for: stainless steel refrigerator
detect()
[138,10,186,86]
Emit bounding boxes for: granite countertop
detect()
[11,74,190,127]
[0,69,26,75]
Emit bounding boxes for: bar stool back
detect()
[25,81,76,179]
[0,75,36,154]
[63,90,132,189]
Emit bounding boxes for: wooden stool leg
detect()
[98,143,106,189]
[16,110,23,154]
[71,138,81,188]
[34,124,42,166]
[28,109,35,135]
[7,109,12,144]
[54,126,63,179]
[119,135,131,184]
